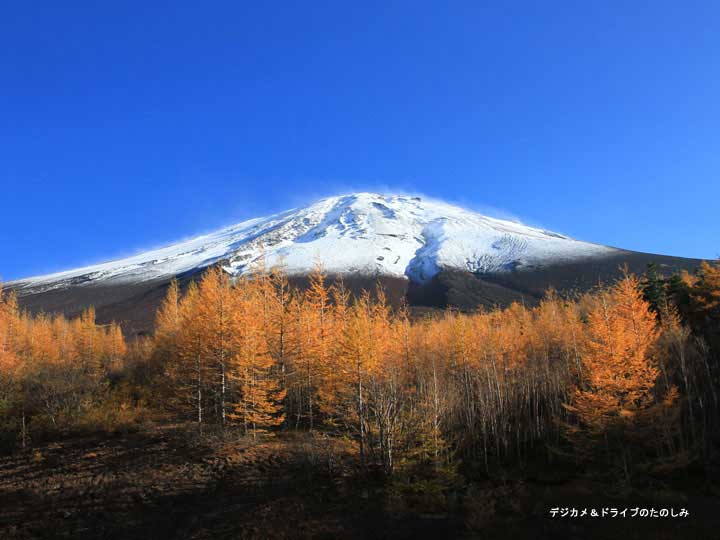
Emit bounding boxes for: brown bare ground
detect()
[1,426,718,539]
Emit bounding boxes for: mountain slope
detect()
[6,193,704,334]
[10,193,616,294]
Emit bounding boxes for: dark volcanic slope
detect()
[10,250,705,336]
[11,275,193,337]
[10,273,411,337]
[481,250,706,298]
[408,249,705,311]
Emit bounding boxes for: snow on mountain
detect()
[9,193,617,294]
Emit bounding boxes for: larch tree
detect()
[334,288,395,468]
[228,276,286,438]
[367,300,405,473]
[76,307,103,378]
[302,264,332,431]
[172,282,211,436]
[563,276,678,479]
[409,319,449,467]
[314,277,350,428]
[261,265,295,424]
[689,260,720,351]
[105,322,127,372]
[155,279,181,352]
[692,260,720,315]
[194,266,237,428]
[335,290,374,465]
[0,287,25,446]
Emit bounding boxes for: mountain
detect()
[6,192,705,334]
[10,193,616,291]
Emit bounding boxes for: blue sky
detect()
[2,1,719,281]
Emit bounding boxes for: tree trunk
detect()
[357,352,365,468]
[21,409,27,450]
[196,353,203,438]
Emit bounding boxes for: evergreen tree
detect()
[641,262,666,316]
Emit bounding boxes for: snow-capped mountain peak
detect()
[10,193,616,294]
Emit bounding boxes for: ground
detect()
[1,426,718,539]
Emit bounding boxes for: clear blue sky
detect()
[2,1,719,281]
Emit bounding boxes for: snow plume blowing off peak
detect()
[10,192,617,293]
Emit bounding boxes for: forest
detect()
[1,260,719,539]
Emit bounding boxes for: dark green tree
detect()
[641,263,667,317]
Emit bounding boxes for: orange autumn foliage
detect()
[563,276,679,474]
[0,284,132,445]
[4,261,704,478]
